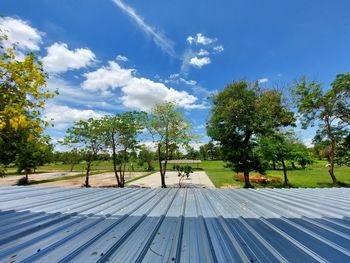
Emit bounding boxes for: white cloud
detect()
[43,43,96,73]
[166,74,197,86]
[43,104,105,129]
[187,33,216,45]
[197,49,210,56]
[82,61,134,94]
[258,78,269,84]
[81,61,205,111]
[116,54,128,61]
[189,56,211,68]
[47,77,118,110]
[213,45,224,53]
[112,0,175,56]
[0,16,42,50]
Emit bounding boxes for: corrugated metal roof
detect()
[0,186,349,262]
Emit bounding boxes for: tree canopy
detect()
[207,81,295,188]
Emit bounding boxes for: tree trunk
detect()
[85,158,91,187]
[25,172,29,185]
[325,117,338,185]
[281,158,288,186]
[328,139,337,184]
[291,162,296,169]
[242,130,253,189]
[243,169,252,188]
[158,144,167,188]
[112,138,121,187]
[272,159,276,170]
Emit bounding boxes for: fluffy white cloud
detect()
[213,45,224,53]
[43,105,105,129]
[258,78,269,84]
[82,61,134,94]
[116,54,128,61]
[43,43,96,73]
[189,56,211,68]
[81,61,205,110]
[187,33,216,45]
[121,77,199,111]
[0,16,42,50]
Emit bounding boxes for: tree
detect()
[63,118,104,187]
[207,81,295,188]
[16,136,53,184]
[147,102,193,188]
[101,112,145,187]
[292,76,350,184]
[0,34,56,168]
[259,132,312,185]
[138,145,155,171]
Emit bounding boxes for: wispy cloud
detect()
[112,0,175,57]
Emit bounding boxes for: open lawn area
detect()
[202,160,350,188]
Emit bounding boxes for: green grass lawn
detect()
[3,159,349,189]
[201,160,350,188]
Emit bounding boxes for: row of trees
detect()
[62,103,193,187]
[208,76,349,188]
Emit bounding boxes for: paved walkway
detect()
[128,171,215,188]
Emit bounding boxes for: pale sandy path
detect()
[128,171,215,188]
[0,172,80,186]
[36,172,147,187]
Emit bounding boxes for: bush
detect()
[233,173,282,185]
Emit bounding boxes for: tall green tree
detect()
[16,136,53,184]
[292,76,350,184]
[147,102,193,188]
[63,118,104,187]
[138,145,155,171]
[259,132,312,185]
[0,34,56,168]
[101,112,145,187]
[207,81,295,188]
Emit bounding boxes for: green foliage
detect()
[292,76,350,183]
[101,111,146,187]
[16,136,53,184]
[148,102,194,187]
[62,118,105,187]
[138,145,155,171]
[0,33,56,167]
[174,165,194,188]
[207,81,295,188]
[199,141,222,160]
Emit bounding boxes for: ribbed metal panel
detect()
[0,186,349,262]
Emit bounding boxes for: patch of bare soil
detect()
[36,172,148,187]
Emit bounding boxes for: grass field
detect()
[2,159,349,188]
[201,160,350,188]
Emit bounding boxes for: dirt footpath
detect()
[128,171,215,188]
[0,172,80,186]
[36,172,148,187]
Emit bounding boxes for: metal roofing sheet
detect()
[0,186,349,262]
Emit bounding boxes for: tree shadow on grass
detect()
[316,181,350,188]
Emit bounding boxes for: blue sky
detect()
[1,0,350,149]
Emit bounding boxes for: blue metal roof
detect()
[0,186,349,262]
